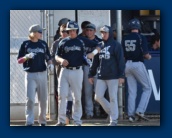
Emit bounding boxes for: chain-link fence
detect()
[10,10,41,104]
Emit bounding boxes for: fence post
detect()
[118,84,124,120]
[47,10,56,120]
[116,10,124,120]
[48,70,56,120]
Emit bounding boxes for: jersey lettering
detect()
[27,47,45,54]
[125,40,136,51]
[99,46,111,59]
[64,45,81,53]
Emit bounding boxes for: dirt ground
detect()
[10,118,160,126]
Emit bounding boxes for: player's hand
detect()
[47,64,54,72]
[61,59,69,67]
[25,52,35,59]
[87,53,94,59]
[144,54,151,60]
[118,78,125,84]
[88,78,94,85]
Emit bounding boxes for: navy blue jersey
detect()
[78,35,98,54]
[122,32,149,62]
[17,40,51,72]
[56,36,96,67]
[84,35,102,53]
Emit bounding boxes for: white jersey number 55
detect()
[125,40,136,51]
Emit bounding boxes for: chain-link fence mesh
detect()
[10,10,41,103]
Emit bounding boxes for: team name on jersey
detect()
[27,48,45,53]
[64,45,81,53]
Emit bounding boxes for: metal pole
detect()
[108,10,111,26]
[116,10,122,43]
[47,10,56,120]
[40,10,47,42]
[43,10,47,42]
[48,10,54,48]
[116,10,124,120]
[40,10,44,29]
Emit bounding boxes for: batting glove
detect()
[47,64,54,72]
[25,52,35,59]
[84,55,92,67]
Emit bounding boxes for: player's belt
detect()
[65,66,81,70]
[127,60,140,62]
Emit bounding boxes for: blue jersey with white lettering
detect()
[17,40,51,72]
[122,32,149,62]
[56,36,97,67]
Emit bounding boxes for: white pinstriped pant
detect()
[125,61,152,116]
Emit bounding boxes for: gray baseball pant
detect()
[125,61,152,116]
[25,71,48,125]
[83,65,97,116]
[58,67,83,125]
[95,79,119,123]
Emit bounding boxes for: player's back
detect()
[122,32,144,62]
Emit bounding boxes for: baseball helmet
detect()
[58,18,70,26]
[128,18,141,30]
[66,21,79,30]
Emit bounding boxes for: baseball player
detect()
[121,18,152,122]
[78,21,91,37]
[17,24,54,126]
[54,18,70,41]
[83,23,102,119]
[88,25,125,126]
[55,21,97,126]
[51,24,73,123]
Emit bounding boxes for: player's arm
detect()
[143,53,151,60]
[17,53,36,64]
[87,47,101,59]
[17,42,27,64]
[87,42,102,59]
[88,54,99,84]
[17,56,28,64]
[17,42,35,64]
[141,35,152,60]
[55,55,69,67]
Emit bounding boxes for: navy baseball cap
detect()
[86,23,96,30]
[58,18,70,26]
[29,24,44,33]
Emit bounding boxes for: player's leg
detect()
[66,88,73,119]
[134,62,152,114]
[125,62,137,120]
[107,79,119,125]
[57,68,70,124]
[83,65,94,118]
[93,76,101,117]
[69,68,83,125]
[95,79,109,114]
[25,72,37,126]
[37,71,48,125]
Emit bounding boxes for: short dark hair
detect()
[81,21,91,29]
